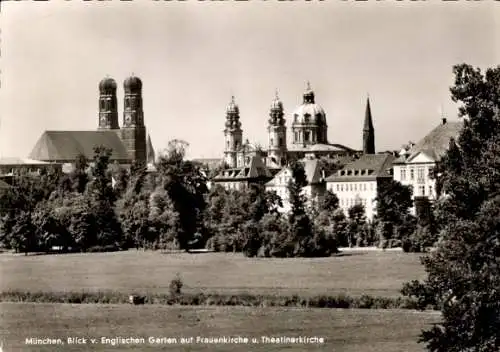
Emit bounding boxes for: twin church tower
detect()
[223,84,376,169]
[97,76,147,163]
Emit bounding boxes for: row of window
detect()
[340,198,369,208]
[333,182,374,193]
[400,166,432,183]
[416,185,434,197]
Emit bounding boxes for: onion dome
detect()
[124,74,142,93]
[226,95,239,114]
[292,82,326,126]
[99,77,117,93]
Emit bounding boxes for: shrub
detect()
[169,273,183,296]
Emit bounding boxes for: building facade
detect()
[265,158,326,213]
[392,118,463,202]
[326,153,395,220]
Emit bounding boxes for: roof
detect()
[265,158,323,187]
[213,156,272,181]
[29,130,130,162]
[325,153,395,182]
[192,158,223,169]
[394,120,463,164]
[0,157,53,165]
[288,143,357,153]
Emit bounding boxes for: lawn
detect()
[0,250,426,297]
[0,303,440,351]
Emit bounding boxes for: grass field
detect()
[0,250,426,297]
[0,303,440,351]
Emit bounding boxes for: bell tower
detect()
[121,75,146,164]
[223,96,243,168]
[267,90,287,166]
[98,77,119,130]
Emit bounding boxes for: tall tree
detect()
[403,64,500,352]
[156,140,208,251]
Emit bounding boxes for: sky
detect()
[0,1,498,159]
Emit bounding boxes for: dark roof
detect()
[325,153,395,182]
[213,156,271,181]
[29,130,130,162]
[394,120,463,164]
[0,179,11,189]
[265,158,323,187]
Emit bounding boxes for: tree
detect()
[156,140,208,251]
[85,146,123,249]
[402,64,500,351]
[347,203,367,247]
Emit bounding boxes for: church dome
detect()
[124,75,142,92]
[292,84,326,126]
[99,77,117,93]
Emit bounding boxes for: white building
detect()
[392,118,463,202]
[325,153,395,220]
[265,158,325,213]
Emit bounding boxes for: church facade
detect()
[29,76,155,169]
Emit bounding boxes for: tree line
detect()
[0,138,437,256]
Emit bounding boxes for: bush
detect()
[86,245,122,253]
[169,274,183,296]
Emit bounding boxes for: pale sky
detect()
[0,1,498,159]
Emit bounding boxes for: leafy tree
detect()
[317,190,339,213]
[402,64,500,351]
[347,204,367,247]
[156,140,208,251]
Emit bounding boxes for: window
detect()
[400,168,407,181]
[304,131,310,142]
[100,100,105,109]
[410,168,415,181]
[270,138,274,146]
[336,184,339,192]
[295,131,299,141]
[354,184,357,191]
[428,185,433,196]
[417,167,425,183]
[419,186,425,196]
[279,137,283,146]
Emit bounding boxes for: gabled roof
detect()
[325,153,395,182]
[265,158,323,187]
[29,130,130,162]
[394,120,463,164]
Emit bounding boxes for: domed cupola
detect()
[99,77,117,93]
[291,82,328,145]
[269,90,285,126]
[124,74,142,93]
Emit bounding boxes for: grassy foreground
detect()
[0,303,440,351]
[0,250,425,297]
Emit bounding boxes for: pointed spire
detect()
[363,95,375,154]
[275,89,279,100]
[364,96,374,131]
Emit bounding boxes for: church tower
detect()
[363,96,375,154]
[98,77,119,130]
[267,91,287,166]
[223,96,243,168]
[121,75,147,164]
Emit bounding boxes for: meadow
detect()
[0,303,440,351]
[0,250,426,297]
